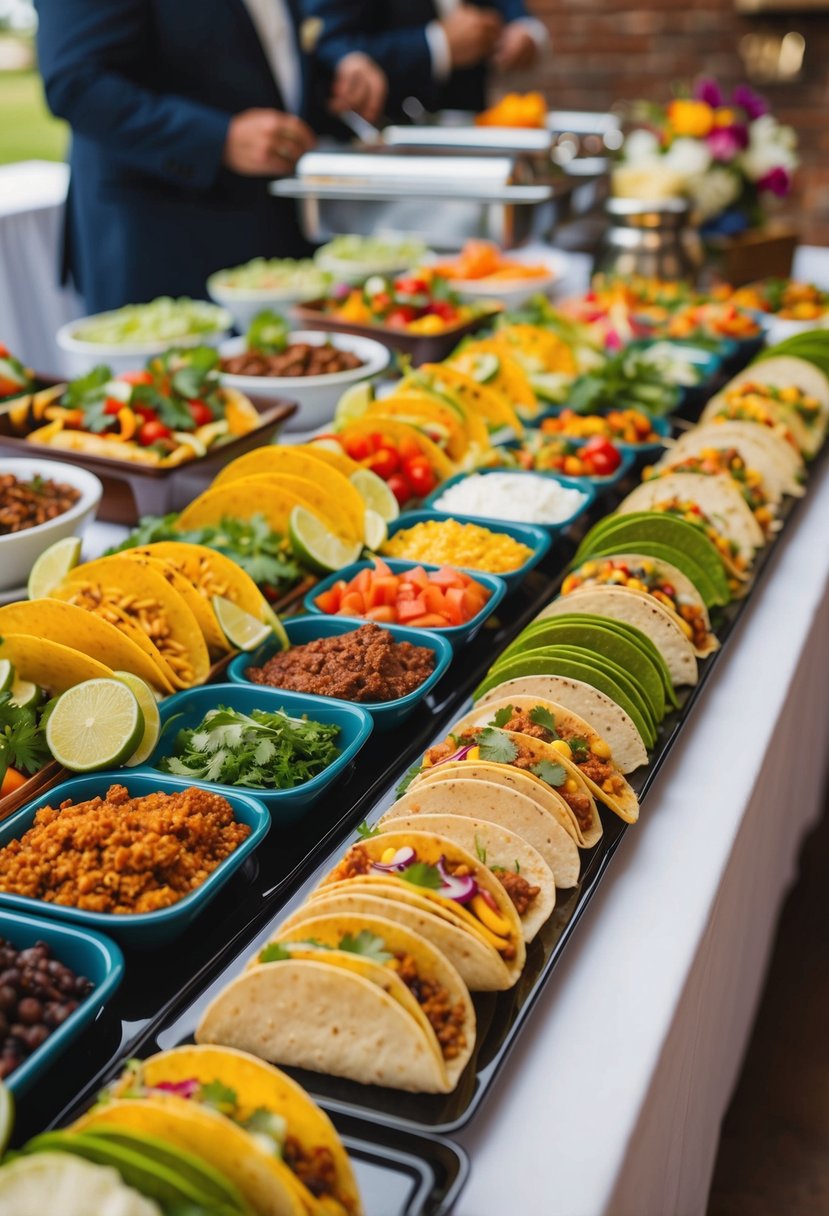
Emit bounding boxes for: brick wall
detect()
[496,2,829,246]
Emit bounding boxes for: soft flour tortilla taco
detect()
[0,599,173,693]
[475,674,649,774]
[537,584,700,686]
[615,471,764,580]
[176,473,359,543]
[666,421,804,496]
[450,698,639,825]
[560,554,718,658]
[375,813,555,940]
[644,448,783,538]
[411,730,602,847]
[385,773,581,888]
[76,1045,362,1216]
[198,913,475,1094]
[312,831,526,988]
[210,447,367,540]
[52,555,209,688]
[709,356,829,457]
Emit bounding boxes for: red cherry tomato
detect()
[138,419,172,446]
[428,300,456,321]
[404,457,436,498]
[342,434,372,462]
[386,307,416,328]
[188,399,213,426]
[386,473,411,507]
[368,447,400,479]
[581,435,622,476]
[133,405,158,422]
[117,370,154,386]
[103,398,124,415]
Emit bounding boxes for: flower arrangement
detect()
[614,79,798,233]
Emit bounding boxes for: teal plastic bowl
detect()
[0,909,124,1096]
[0,772,270,947]
[304,559,506,650]
[227,618,452,731]
[425,468,595,532]
[490,442,635,495]
[384,509,551,591]
[148,683,373,816]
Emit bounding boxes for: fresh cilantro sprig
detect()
[356,820,382,840]
[477,728,518,765]
[339,931,392,963]
[0,691,51,780]
[528,705,558,736]
[490,705,513,728]
[399,861,443,890]
[532,759,566,788]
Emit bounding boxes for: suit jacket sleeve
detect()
[495,0,535,22]
[303,0,440,110]
[35,0,232,192]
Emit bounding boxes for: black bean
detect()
[0,986,16,1014]
[17,998,43,1025]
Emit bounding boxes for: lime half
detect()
[260,602,290,652]
[351,468,400,523]
[0,1080,14,1156]
[334,380,374,428]
[27,535,83,600]
[46,678,144,772]
[289,506,363,574]
[212,595,272,652]
[9,678,40,710]
[114,671,161,766]
[363,509,388,551]
[0,661,13,694]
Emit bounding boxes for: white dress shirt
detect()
[425,0,548,81]
[242,0,302,113]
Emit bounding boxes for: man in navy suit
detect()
[35,0,387,312]
[303,0,547,119]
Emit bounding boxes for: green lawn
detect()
[0,70,67,164]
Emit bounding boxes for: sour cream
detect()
[432,472,588,525]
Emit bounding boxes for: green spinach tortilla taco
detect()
[75,1045,362,1216]
[449,699,639,825]
[560,554,718,658]
[198,912,475,1094]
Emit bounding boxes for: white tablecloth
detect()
[0,160,80,375]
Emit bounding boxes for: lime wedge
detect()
[28,535,82,599]
[363,508,387,551]
[9,678,40,710]
[113,671,161,766]
[261,602,290,651]
[311,436,348,455]
[46,678,144,772]
[0,660,13,693]
[212,595,273,651]
[334,380,374,427]
[0,1080,14,1156]
[288,505,363,574]
[351,467,400,523]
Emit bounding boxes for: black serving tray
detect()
[336,1118,469,1216]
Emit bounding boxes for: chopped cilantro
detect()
[568,736,590,761]
[474,835,487,864]
[490,705,514,729]
[395,763,423,797]
[477,727,518,765]
[528,705,559,736]
[532,759,566,787]
[259,942,291,963]
[339,931,392,963]
[199,1080,238,1114]
[355,820,382,840]
[399,861,443,890]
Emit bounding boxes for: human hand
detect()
[223,109,316,176]
[441,6,503,70]
[330,52,388,125]
[492,22,539,72]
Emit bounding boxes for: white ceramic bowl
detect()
[0,457,102,593]
[218,330,390,432]
[313,253,431,286]
[56,312,232,378]
[206,273,332,333]
[439,247,574,308]
[755,312,829,345]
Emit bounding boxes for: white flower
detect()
[662,137,712,179]
[686,167,741,219]
[739,115,799,182]
[622,128,662,167]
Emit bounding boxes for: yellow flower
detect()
[714,107,736,127]
[667,99,714,138]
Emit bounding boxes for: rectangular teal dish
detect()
[424,468,595,532]
[149,683,373,816]
[227,618,452,731]
[488,442,635,495]
[303,559,506,650]
[384,509,552,591]
[0,772,270,947]
[0,909,124,1096]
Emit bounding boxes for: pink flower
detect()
[694,78,723,108]
[757,166,791,196]
[706,124,749,162]
[732,85,768,121]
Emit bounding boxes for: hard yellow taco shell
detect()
[0,634,113,693]
[176,474,351,542]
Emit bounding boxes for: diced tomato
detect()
[314,587,342,614]
[340,591,365,615]
[117,370,153,386]
[372,557,393,579]
[462,587,486,618]
[405,613,451,628]
[103,398,124,415]
[342,434,372,461]
[444,586,466,625]
[395,582,417,601]
[405,566,430,590]
[396,595,428,622]
[430,566,465,589]
[423,584,446,615]
[188,399,213,426]
[353,568,371,594]
[313,559,490,629]
[364,605,396,622]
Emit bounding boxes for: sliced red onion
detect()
[435,743,476,767]
[332,281,352,300]
[436,856,478,904]
[370,845,416,873]
[152,1079,201,1100]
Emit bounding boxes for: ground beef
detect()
[283,1137,346,1206]
[325,844,372,883]
[497,711,553,742]
[0,473,80,534]
[492,869,540,917]
[392,953,468,1060]
[221,343,363,378]
[0,784,249,914]
[247,623,435,703]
